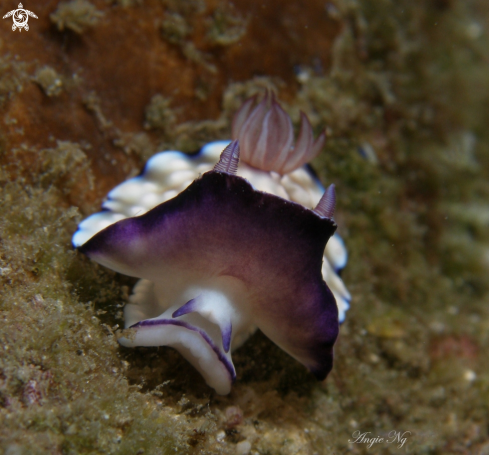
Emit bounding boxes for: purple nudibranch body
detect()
[73,94,350,394]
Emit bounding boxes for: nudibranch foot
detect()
[119,315,236,395]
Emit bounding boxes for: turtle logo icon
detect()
[3,3,38,32]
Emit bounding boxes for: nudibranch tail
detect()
[232,91,325,175]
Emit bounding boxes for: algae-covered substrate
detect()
[1,0,489,454]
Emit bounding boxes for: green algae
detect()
[34,67,63,98]
[144,94,177,133]
[0,57,29,108]
[1,0,489,453]
[50,0,104,34]
[0,152,185,454]
[206,2,248,47]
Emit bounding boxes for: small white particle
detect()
[0,267,12,276]
[216,430,225,442]
[467,23,482,40]
[369,353,380,363]
[236,440,251,455]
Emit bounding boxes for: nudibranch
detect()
[73,93,350,394]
